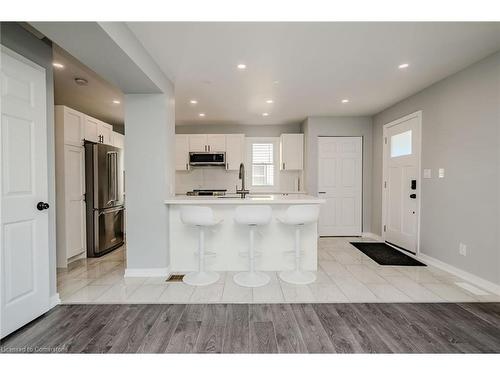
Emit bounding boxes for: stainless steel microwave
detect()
[189,152,226,166]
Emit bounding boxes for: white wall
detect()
[124,92,175,273]
[372,51,500,285]
[302,116,373,233]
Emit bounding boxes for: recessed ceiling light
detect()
[341,99,349,103]
[52,62,64,69]
[237,63,247,70]
[74,77,89,86]
[273,80,279,84]
[112,99,121,104]
[190,99,198,104]
[398,63,410,69]
[262,112,269,117]
[199,113,206,117]
[266,99,274,104]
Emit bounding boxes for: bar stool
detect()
[233,205,273,288]
[278,205,320,285]
[180,206,223,286]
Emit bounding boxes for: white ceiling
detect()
[53,45,124,129]
[127,22,500,126]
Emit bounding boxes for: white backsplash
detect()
[175,168,303,194]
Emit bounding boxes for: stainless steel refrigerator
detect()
[84,142,125,257]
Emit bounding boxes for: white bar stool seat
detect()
[278,205,320,285]
[233,205,272,288]
[180,206,222,286]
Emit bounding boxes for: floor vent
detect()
[166,274,185,282]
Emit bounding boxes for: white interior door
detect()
[1,47,50,338]
[383,112,421,253]
[318,137,362,236]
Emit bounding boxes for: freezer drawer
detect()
[87,206,124,257]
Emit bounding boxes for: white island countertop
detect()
[165,193,324,205]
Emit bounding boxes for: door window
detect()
[390,130,412,157]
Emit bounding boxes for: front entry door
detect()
[1,47,50,338]
[383,112,421,254]
[318,137,362,236]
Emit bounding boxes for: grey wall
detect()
[302,116,373,233]
[125,92,175,272]
[372,51,500,284]
[176,123,301,137]
[1,23,57,299]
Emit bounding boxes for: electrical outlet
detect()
[459,243,467,256]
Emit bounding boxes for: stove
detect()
[186,189,227,196]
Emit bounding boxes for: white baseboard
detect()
[419,253,500,296]
[124,267,170,278]
[361,232,383,241]
[49,293,61,308]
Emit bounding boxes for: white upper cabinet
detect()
[175,135,190,171]
[206,134,226,152]
[113,132,124,149]
[225,134,245,171]
[59,106,84,146]
[280,133,304,170]
[187,134,226,152]
[84,116,113,145]
[84,115,99,143]
[98,121,114,145]
[188,134,207,152]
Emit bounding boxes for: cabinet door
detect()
[63,108,84,146]
[84,116,99,143]
[207,134,226,152]
[113,132,124,149]
[64,145,86,259]
[99,122,114,145]
[175,135,190,171]
[281,134,304,170]
[225,134,244,171]
[189,134,207,152]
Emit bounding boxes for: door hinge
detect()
[383,225,386,232]
[384,181,387,188]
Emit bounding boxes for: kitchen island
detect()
[165,194,325,272]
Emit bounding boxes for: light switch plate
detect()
[423,169,432,179]
[438,168,445,178]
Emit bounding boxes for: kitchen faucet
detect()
[236,162,249,198]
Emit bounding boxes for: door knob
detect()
[37,202,50,211]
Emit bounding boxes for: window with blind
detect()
[251,143,274,186]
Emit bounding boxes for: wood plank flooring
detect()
[1,303,500,353]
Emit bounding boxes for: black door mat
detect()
[350,242,426,266]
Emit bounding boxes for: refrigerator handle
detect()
[114,152,119,202]
[107,152,118,204]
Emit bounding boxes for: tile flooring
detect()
[57,237,500,304]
